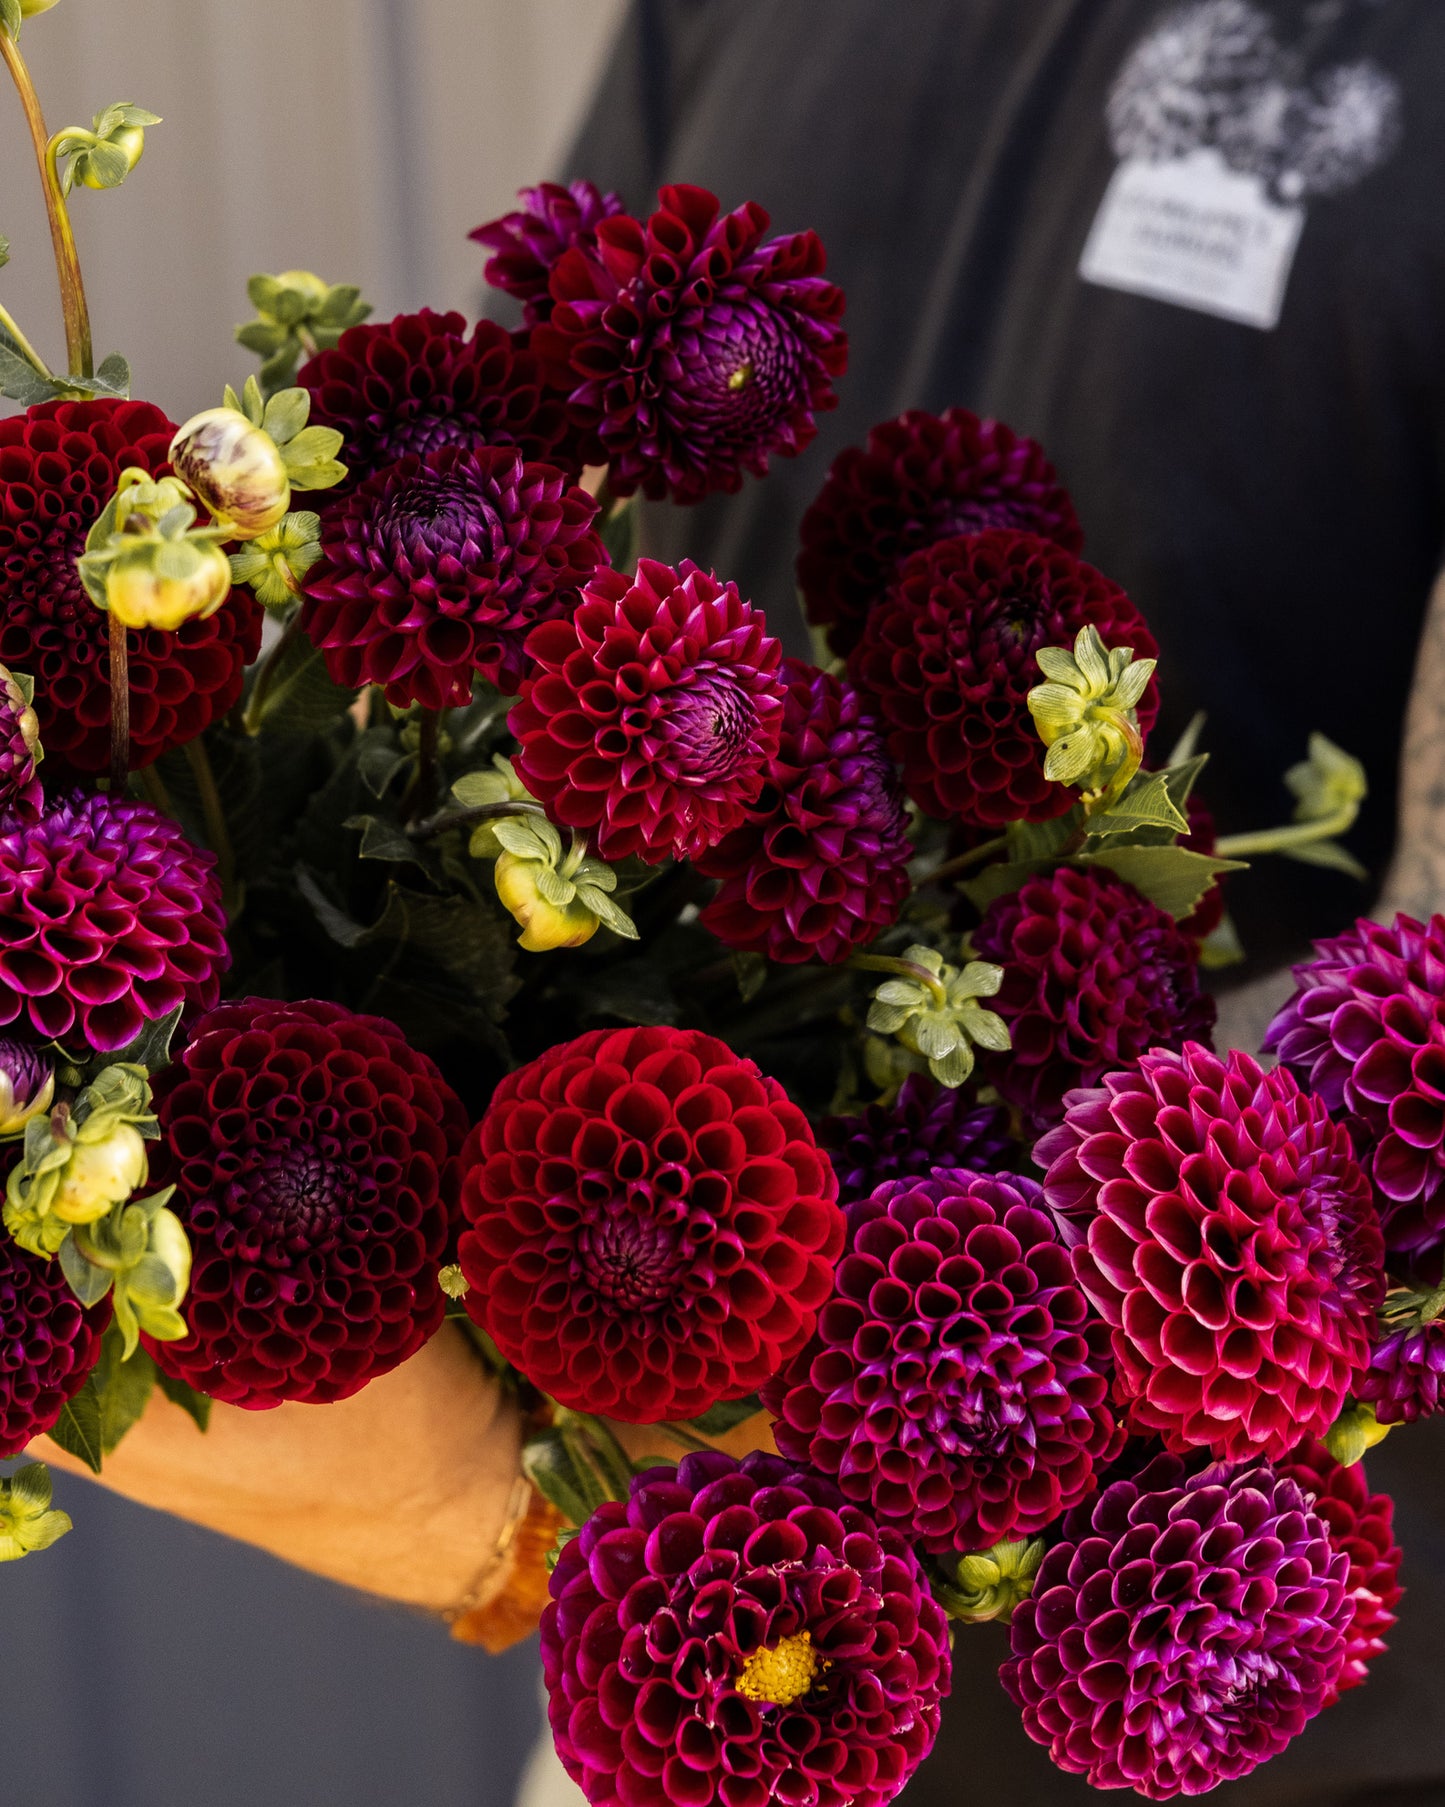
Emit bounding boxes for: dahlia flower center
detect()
[376,412,480,463]
[575,1194,689,1309]
[660,670,759,785]
[734,1631,822,1706]
[243,1147,351,1258]
[977,584,1049,656]
[926,1361,1026,1460]
[379,469,501,564]
[689,302,800,438]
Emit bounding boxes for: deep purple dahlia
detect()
[300,445,604,705]
[0,1224,110,1457]
[540,1450,950,1807]
[798,407,1084,657]
[1002,1453,1352,1798]
[0,665,42,821]
[471,179,626,325]
[533,183,847,504]
[819,1074,1013,1204]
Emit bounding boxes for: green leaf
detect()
[48,1376,104,1475]
[521,1427,608,1528]
[154,1368,211,1433]
[679,1395,763,1438]
[91,351,131,396]
[93,1323,157,1454]
[960,857,1055,913]
[58,1233,114,1308]
[1282,839,1369,879]
[250,633,355,733]
[0,233,9,268]
[1087,769,1189,838]
[343,813,430,870]
[107,1002,184,1075]
[357,739,412,799]
[261,386,310,445]
[1004,809,1084,862]
[599,494,639,575]
[0,342,61,407]
[74,140,133,191]
[1085,844,1246,920]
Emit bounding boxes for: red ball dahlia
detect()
[532,183,847,504]
[472,179,626,325]
[819,1074,1013,1204]
[299,446,603,705]
[457,1025,843,1422]
[510,558,786,864]
[540,1450,950,1807]
[0,791,227,1052]
[971,865,1215,1137]
[848,529,1159,828]
[763,1169,1123,1554]
[0,1227,109,1456]
[1039,1044,1386,1460]
[145,999,467,1407]
[695,659,910,965]
[1002,1453,1352,1798]
[798,407,1084,657]
[0,399,263,775]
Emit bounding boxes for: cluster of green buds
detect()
[932,1536,1046,1625]
[51,102,159,193]
[0,1463,71,1564]
[237,270,372,394]
[4,1063,155,1257]
[1027,624,1156,810]
[861,944,1010,1088]
[76,467,232,630]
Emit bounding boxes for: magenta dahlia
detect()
[541,1450,950,1807]
[299,445,603,704]
[798,407,1084,657]
[472,180,626,325]
[0,398,263,776]
[819,1074,1013,1204]
[971,864,1215,1137]
[763,1169,1123,1554]
[145,998,467,1407]
[510,558,786,864]
[1002,1453,1352,1798]
[695,659,910,965]
[1357,1285,1445,1422]
[1040,1044,1385,1460]
[532,182,847,504]
[457,1025,843,1422]
[0,1226,109,1457]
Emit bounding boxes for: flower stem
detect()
[1214,810,1353,859]
[401,709,442,823]
[407,798,549,842]
[918,834,1009,887]
[182,735,238,917]
[848,951,948,1005]
[107,613,130,790]
[240,608,303,735]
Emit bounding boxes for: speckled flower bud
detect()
[0,666,41,820]
[105,537,233,630]
[170,407,291,539]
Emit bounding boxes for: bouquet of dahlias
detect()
[0,10,1428,1800]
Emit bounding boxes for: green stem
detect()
[1215,811,1353,859]
[240,608,302,735]
[0,298,49,374]
[918,834,1009,887]
[400,710,442,823]
[182,736,238,916]
[136,761,178,820]
[107,612,130,791]
[406,798,549,842]
[848,951,948,1006]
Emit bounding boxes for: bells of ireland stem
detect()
[3,1063,157,1257]
[67,1186,191,1357]
[1027,622,1155,805]
[490,817,639,952]
[0,1465,71,1565]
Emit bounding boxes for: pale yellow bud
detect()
[105,539,232,631]
[495,852,602,951]
[170,407,291,540]
[50,1123,148,1225]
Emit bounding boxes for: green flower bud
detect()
[452,756,535,858]
[228,510,323,609]
[50,1122,148,1224]
[106,536,232,630]
[933,1536,1046,1624]
[21,1,64,15]
[1323,1399,1393,1468]
[53,104,161,196]
[490,817,639,952]
[1027,623,1155,801]
[0,1464,71,1564]
[68,1187,192,1357]
[170,406,291,540]
[237,271,371,394]
[439,1263,470,1300]
[4,1063,156,1257]
[863,944,1011,1088]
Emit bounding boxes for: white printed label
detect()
[1079,147,1305,331]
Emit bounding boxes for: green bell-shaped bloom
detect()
[1027,623,1155,800]
[864,944,1010,1088]
[0,1464,71,1563]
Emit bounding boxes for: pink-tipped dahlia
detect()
[471,180,626,325]
[299,445,603,705]
[763,1169,1123,1554]
[0,665,42,821]
[540,1450,950,1807]
[971,865,1215,1137]
[145,998,467,1407]
[0,791,227,1052]
[457,1025,843,1422]
[848,530,1159,828]
[511,558,786,864]
[819,1074,1013,1204]
[1002,1453,1352,1799]
[1039,1044,1385,1460]
[695,659,910,965]
[0,1224,109,1457]
[798,407,1084,657]
[532,182,847,504]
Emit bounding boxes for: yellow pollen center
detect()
[734,1631,821,1706]
[726,361,753,392]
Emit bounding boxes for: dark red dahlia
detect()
[763,1169,1123,1554]
[1039,1044,1386,1460]
[471,180,626,325]
[695,659,910,965]
[819,1074,1013,1204]
[145,998,468,1407]
[0,399,264,776]
[848,530,1159,828]
[299,446,603,705]
[798,407,1083,657]
[971,864,1215,1137]
[1278,1436,1401,1701]
[457,1025,843,1422]
[0,1227,109,1457]
[1265,912,1445,1262]
[532,183,847,504]
[511,558,786,864]
[298,308,575,491]
[0,792,227,1052]
[0,665,42,820]
[540,1450,950,1807]
[1002,1453,1352,1798]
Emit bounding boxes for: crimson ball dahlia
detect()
[1002,1453,1352,1798]
[0,791,227,1052]
[0,1226,109,1457]
[763,1169,1123,1554]
[300,446,603,705]
[471,180,626,325]
[798,407,1084,657]
[1039,1044,1386,1460]
[0,399,263,775]
[457,1025,843,1422]
[511,558,786,864]
[541,1450,950,1807]
[533,183,847,504]
[145,998,467,1407]
[848,530,1159,828]
[971,865,1215,1137]
[820,1074,1013,1204]
[696,659,911,965]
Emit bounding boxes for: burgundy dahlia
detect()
[511,558,786,864]
[300,446,603,705]
[541,1450,950,1807]
[472,179,626,324]
[533,182,847,504]
[457,1025,843,1422]
[1265,912,1445,1262]
[1002,1453,1352,1798]
[696,659,911,965]
[848,530,1159,828]
[971,865,1215,1137]
[763,1169,1123,1554]
[0,792,227,1052]
[0,665,42,820]
[798,407,1084,656]
[820,1075,1013,1204]
[1040,1044,1386,1460]
[0,1227,109,1457]
[145,998,467,1407]
[0,399,263,775]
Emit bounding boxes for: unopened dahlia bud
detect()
[106,537,233,630]
[228,510,322,608]
[1324,1399,1393,1468]
[19,0,63,17]
[54,104,161,195]
[863,944,1011,1087]
[490,817,638,952]
[0,1465,71,1565]
[935,1536,1046,1624]
[170,406,292,540]
[237,269,371,393]
[4,1063,156,1257]
[70,1187,192,1357]
[0,1038,54,1137]
[1027,622,1155,799]
[0,667,42,821]
[452,757,536,859]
